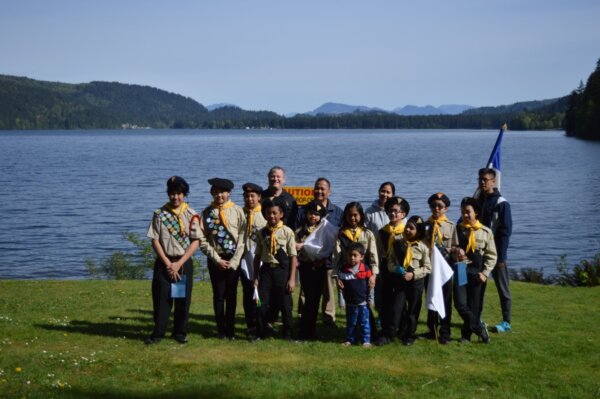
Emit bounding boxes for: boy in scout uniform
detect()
[240,182,267,340]
[423,192,458,344]
[253,199,298,340]
[145,176,200,345]
[453,197,497,344]
[199,178,246,340]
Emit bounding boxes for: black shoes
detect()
[144,336,162,345]
[173,335,188,344]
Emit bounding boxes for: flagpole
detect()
[474,124,507,198]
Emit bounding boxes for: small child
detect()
[338,242,373,347]
[145,176,200,345]
[295,201,328,340]
[253,199,298,340]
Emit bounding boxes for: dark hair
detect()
[347,242,365,256]
[478,168,496,178]
[460,197,481,215]
[384,196,410,215]
[428,192,451,207]
[304,201,327,219]
[379,181,396,195]
[314,177,331,188]
[166,176,189,196]
[406,215,426,240]
[261,198,284,217]
[342,201,366,229]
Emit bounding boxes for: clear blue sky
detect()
[1,0,599,114]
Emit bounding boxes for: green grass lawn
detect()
[0,280,598,398]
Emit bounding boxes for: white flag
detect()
[302,219,339,261]
[426,246,454,319]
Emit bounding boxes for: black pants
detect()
[381,274,424,341]
[425,274,453,340]
[257,263,293,339]
[454,271,485,339]
[479,261,512,323]
[238,267,256,333]
[298,262,326,339]
[207,258,239,337]
[151,257,193,338]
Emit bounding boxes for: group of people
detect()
[144,166,512,347]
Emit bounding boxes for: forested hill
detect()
[1,74,567,130]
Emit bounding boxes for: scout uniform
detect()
[146,201,200,341]
[454,219,497,342]
[379,229,431,345]
[199,178,246,339]
[240,183,267,338]
[254,222,297,339]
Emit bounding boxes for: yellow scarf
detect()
[383,223,404,256]
[268,221,284,255]
[461,220,483,253]
[428,215,449,247]
[341,227,363,243]
[164,202,189,236]
[245,204,262,236]
[403,240,419,268]
[211,200,234,230]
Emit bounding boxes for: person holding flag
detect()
[477,125,513,333]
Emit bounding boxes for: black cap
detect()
[305,201,327,219]
[208,178,234,191]
[384,196,410,215]
[166,176,189,195]
[242,182,263,194]
[428,192,451,207]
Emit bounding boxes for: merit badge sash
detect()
[204,208,237,257]
[156,209,191,250]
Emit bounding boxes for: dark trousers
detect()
[207,258,239,337]
[480,261,512,323]
[257,263,293,339]
[381,274,424,341]
[298,263,326,339]
[425,274,453,340]
[238,268,256,333]
[454,272,485,339]
[151,257,193,338]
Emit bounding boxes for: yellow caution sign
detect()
[283,186,314,206]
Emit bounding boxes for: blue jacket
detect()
[479,189,512,262]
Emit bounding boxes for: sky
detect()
[1,0,599,115]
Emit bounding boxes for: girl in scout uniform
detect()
[199,178,246,340]
[295,201,328,340]
[377,213,431,346]
[145,176,200,345]
[240,182,267,340]
[253,199,298,340]
[423,192,458,344]
[453,197,497,344]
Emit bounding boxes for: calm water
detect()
[0,129,599,279]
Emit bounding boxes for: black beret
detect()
[384,196,410,215]
[166,176,189,195]
[242,182,263,194]
[208,178,234,191]
[304,201,327,219]
[428,192,451,207]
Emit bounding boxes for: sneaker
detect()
[478,323,490,344]
[375,336,391,346]
[493,321,512,333]
[144,336,162,345]
[362,342,372,348]
[402,338,414,346]
[458,337,470,344]
[173,335,188,344]
[342,341,352,346]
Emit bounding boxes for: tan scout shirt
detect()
[387,238,431,280]
[332,229,379,276]
[426,218,458,253]
[199,203,246,269]
[146,205,201,257]
[244,208,267,250]
[456,224,497,277]
[254,225,297,265]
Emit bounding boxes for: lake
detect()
[0,129,598,279]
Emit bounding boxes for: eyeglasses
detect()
[387,209,403,215]
[479,177,494,183]
[429,204,445,209]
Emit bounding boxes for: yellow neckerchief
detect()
[211,200,234,230]
[244,204,262,236]
[341,226,363,243]
[428,214,449,247]
[402,234,419,268]
[383,222,404,256]
[164,202,189,236]
[460,220,483,253]
[268,221,284,255]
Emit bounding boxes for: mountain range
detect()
[305,102,473,116]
